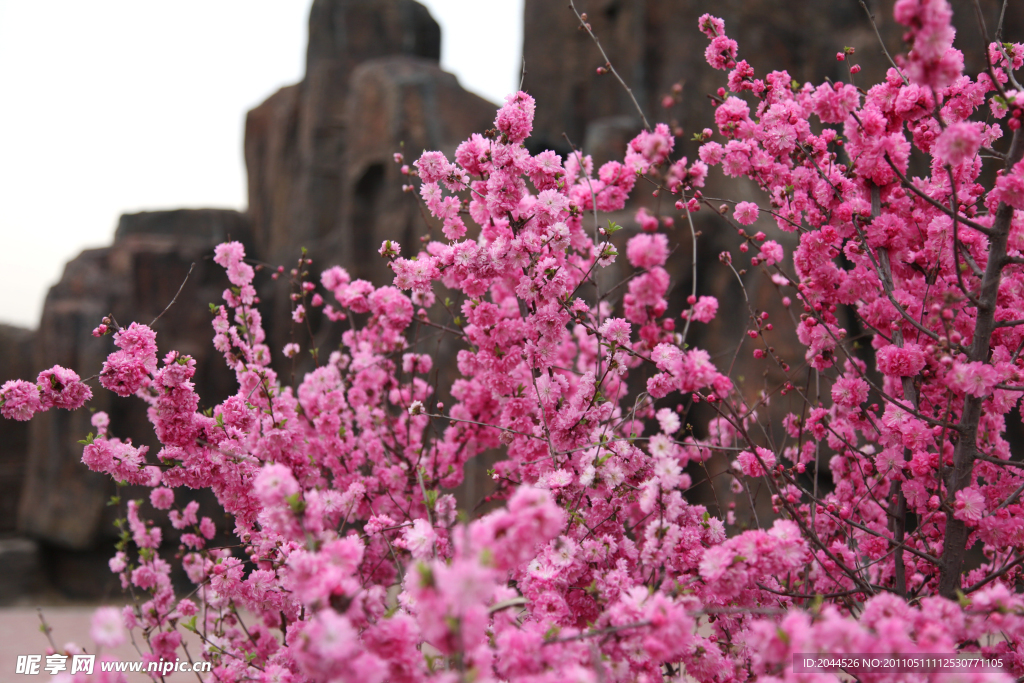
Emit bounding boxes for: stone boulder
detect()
[246,0,443,263]
[0,324,35,533]
[18,209,251,550]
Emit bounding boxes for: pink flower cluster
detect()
[1,365,91,421]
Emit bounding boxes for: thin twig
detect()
[151,262,195,326]
[857,0,908,84]
[567,0,651,131]
[36,608,57,651]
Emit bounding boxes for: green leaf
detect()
[78,432,95,446]
[285,492,306,515]
[606,219,623,234]
[416,561,435,588]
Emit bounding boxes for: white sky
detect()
[0,0,523,329]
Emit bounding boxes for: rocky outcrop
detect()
[0,325,35,533]
[523,0,1019,153]
[18,209,251,550]
[245,0,443,262]
[14,0,494,561]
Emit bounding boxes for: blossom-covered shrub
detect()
[5,1,1024,680]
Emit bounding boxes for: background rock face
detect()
[18,209,251,551]
[2,0,1022,598]
[524,0,1021,154]
[0,325,34,534]
[245,0,445,263]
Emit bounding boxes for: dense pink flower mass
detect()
[6,2,1024,680]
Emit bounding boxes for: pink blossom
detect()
[213,241,244,266]
[254,463,299,506]
[90,607,125,649]
[690,296,719,323]
[598,317,631,344]
[811,82,860,123]
[933,122,983,166]
[954,487,986,523]
[149,487,174,510]
[946,360,998,397]
[733,201,759,225]
[832,376,869,407]
[36,365,92,410]
[402,519,436,560]
[414,150,448,183]
[0,380,43,421]
[495,91,536,144]
[876,343,927,377]
[757,240,784,266]
[697,14,725,38]
[736,447,775,477]
[635,207,659,232]
[625,233,669,270]
[656,407,681,434]
[993,163,1024,209]
[91,411,109,436]
[705,34,738,70]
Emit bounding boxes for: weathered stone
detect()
[330,56,496,285]
[0,325,35,533]
[252,55,496,374]
[246,0,443,262]
[18,209,251,549]
[523,0,1020,154]
[245,85,302,261]
[0,538,42,604]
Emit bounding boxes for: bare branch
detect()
[150,262,196,326]
[567,0,651,131]
[857,0,908,83]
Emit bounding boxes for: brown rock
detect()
[524,0,1021,154]
[18,209,251,549]
[0,325,35,533]
[246,0,443,262]
[0,539,42,604]
[251,54,496,368]
[329,56,496,285]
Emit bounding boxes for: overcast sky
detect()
[0,0,523,328]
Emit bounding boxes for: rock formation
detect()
[1,0,496,598]
[19,210,250,547]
